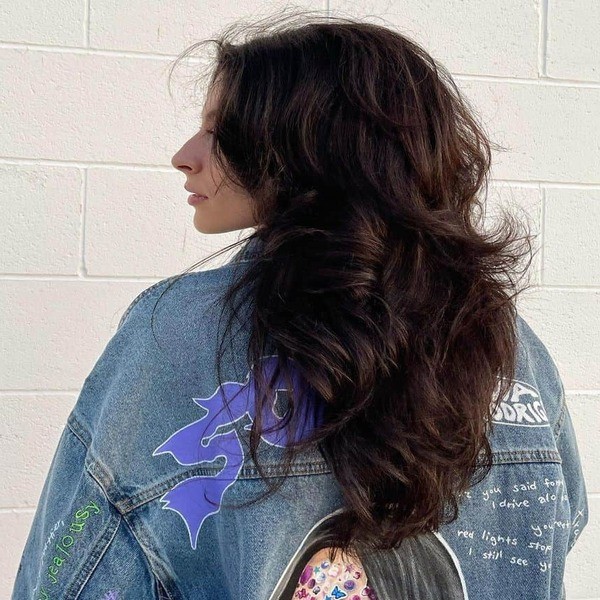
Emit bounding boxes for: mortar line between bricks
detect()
[1,158,600,189]
[1,41,600,88]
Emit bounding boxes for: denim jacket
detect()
[12,236,589,600]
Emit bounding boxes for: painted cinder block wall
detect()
[0,1,598,598]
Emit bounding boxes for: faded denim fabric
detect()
[11,236,589,600]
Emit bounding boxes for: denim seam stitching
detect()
[67,412,91,449]
[120,512,177,600]
[117,276,178,329]
[67,408,332,511]
[120,511,178,599]
[491,449,561,464]
[553,380,568,441]
[76,429,332,513]
[112,460,332,513]
[63,480,122,599]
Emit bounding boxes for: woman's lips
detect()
[188,193,208,205]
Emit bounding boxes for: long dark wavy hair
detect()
[154,8,535,560]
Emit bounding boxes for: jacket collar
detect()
[231,234,265,263]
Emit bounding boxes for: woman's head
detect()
[161,9,534,557]
[170,10,502,242]
[171,78,258,234]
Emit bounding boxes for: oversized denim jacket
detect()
[12,236,589,600]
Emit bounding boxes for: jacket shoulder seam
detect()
[552,378,568,441]
[117,275,177,330]
[67,411,92,449]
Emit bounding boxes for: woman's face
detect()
[171,83,258,234]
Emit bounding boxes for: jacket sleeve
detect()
[11,420,163,600]
[554,382,589,555]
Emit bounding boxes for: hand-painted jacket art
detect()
[12,236,588,600]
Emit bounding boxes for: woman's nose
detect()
[171,148,193,173]
[171,137,202,174]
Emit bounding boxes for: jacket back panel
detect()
[11,252,588,600]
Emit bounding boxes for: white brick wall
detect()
[0,1,597,598]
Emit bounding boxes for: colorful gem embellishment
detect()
[293,551,377,600]
[329,585,347,598]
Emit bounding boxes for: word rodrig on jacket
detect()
[11,236,589,600]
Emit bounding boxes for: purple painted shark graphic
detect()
[152,354,325,550]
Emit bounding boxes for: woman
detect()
[11,10,587,600]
